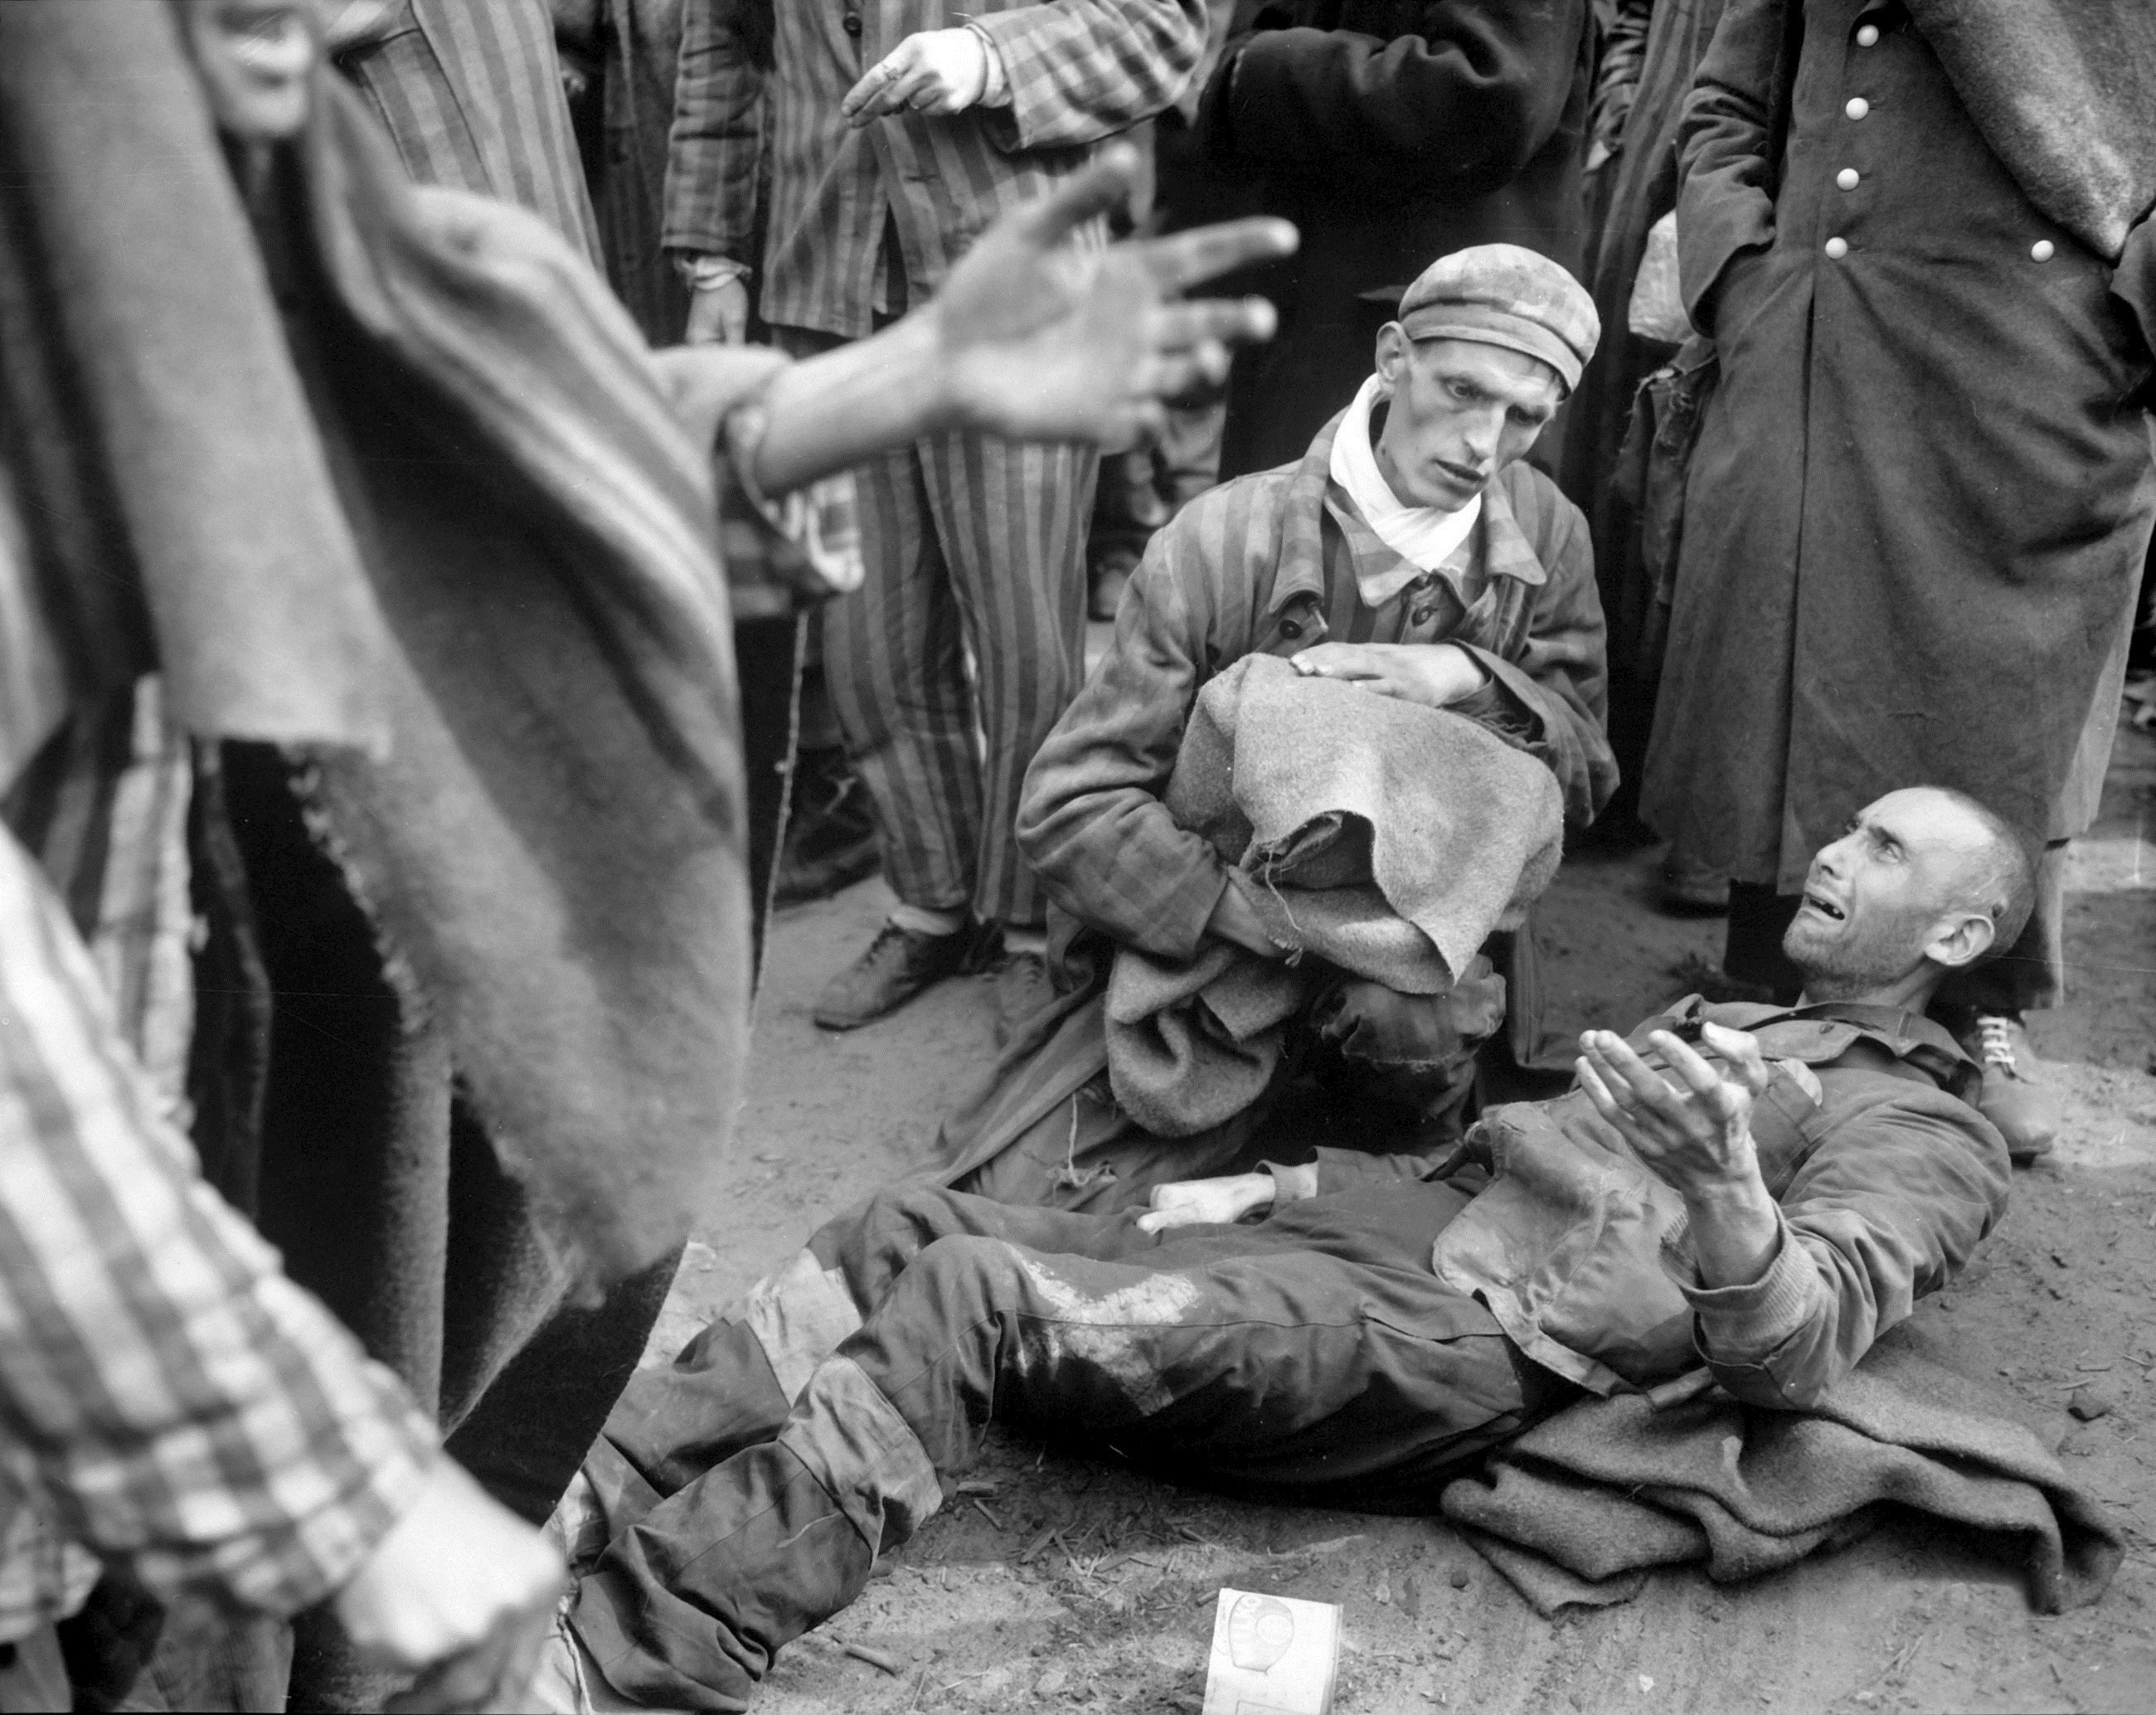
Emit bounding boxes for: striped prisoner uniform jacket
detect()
[329,0,605,265]
[664,0,1209,337]
[1018,410,1619,964]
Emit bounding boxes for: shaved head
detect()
[1925,788,2037,960]
[1784,787,2037,1003]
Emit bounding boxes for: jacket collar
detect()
[1671,994,1978,1092]
[1265,407,1551,615]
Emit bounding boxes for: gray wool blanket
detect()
[1105,655,1562,1137]
[1438,1334,2124,1618]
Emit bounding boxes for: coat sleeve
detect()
[661,0,765,260]
[1591,0,1656,162]
[1456,487,1619,827]
[1674,0,1790,333]
[1200,0,1587,201]
[968,0,1208,153]
[1015,500,1246,963]
[1679,1087,2010,1410]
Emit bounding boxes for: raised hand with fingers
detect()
[1575,1023,1770,1193]
[1575,1022,1783,1287]
[928,143,1297,449]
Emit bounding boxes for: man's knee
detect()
[901,1234,1027,1315]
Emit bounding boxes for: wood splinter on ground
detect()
[813,1635,901,1675]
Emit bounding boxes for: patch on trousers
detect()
[1009,1251,1202,1416]
[739,1249,864,1402]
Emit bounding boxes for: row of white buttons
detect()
[1836,34,2052,263]
[1823,236,2058,261]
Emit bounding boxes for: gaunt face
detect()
[1369,333,1561,512]
[1783,788,2002,996]
[176,0,318,143]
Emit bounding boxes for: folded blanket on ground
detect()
[1438,1334,2123,1617]
[1106,655,1562,1136]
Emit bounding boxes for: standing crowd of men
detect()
[0,0,2152,1710]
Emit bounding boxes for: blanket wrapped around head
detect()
[1105,654,1563,1136]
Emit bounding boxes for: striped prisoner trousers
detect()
[781,326,1098,928]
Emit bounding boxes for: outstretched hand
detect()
[1575,1023,1771,1197]
[930,145,1296,449]
[1575,1022,1785,1290]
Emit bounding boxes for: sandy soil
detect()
[640,716,2156,1715]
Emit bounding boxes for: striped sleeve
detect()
[969,0,1208,151]
[1016,479,1275,960]
[663,0,766,259]
[0,821,436,1615]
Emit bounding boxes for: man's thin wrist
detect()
[896,309,964,433]
[1680,1165,1771,1214]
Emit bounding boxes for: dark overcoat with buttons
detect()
[1642,0,2156,891]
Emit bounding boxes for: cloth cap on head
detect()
[1395,245,1600,392]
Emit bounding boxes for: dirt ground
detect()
[640,713,2156,1715]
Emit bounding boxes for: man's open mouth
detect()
[1435,460,1485,487]
[1803,890,1846,922]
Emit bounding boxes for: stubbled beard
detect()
[1781,917,1916,999]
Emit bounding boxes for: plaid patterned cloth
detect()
[0,641,435,1643]
[664,0,1208,338]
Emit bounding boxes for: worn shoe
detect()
[992,949,1056,1047]
[812,918,977,1031]
[1966,1013,2061,1164]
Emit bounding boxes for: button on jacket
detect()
[664,0,1208,339]
[1017,411,1615,966]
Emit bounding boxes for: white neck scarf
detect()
[1328,374,1481,606]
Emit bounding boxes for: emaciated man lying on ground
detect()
[541,785,2026,1710]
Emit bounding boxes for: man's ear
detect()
[1924,909,1998,972]
[1374,323,1411,390]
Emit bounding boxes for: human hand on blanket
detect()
[1137,1173,1276,1232]
[1289,642,1488,708]
[1575,1024,1785,1290]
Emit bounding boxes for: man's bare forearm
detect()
[1678,1165,1783,1290]
[749,314,959,493]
